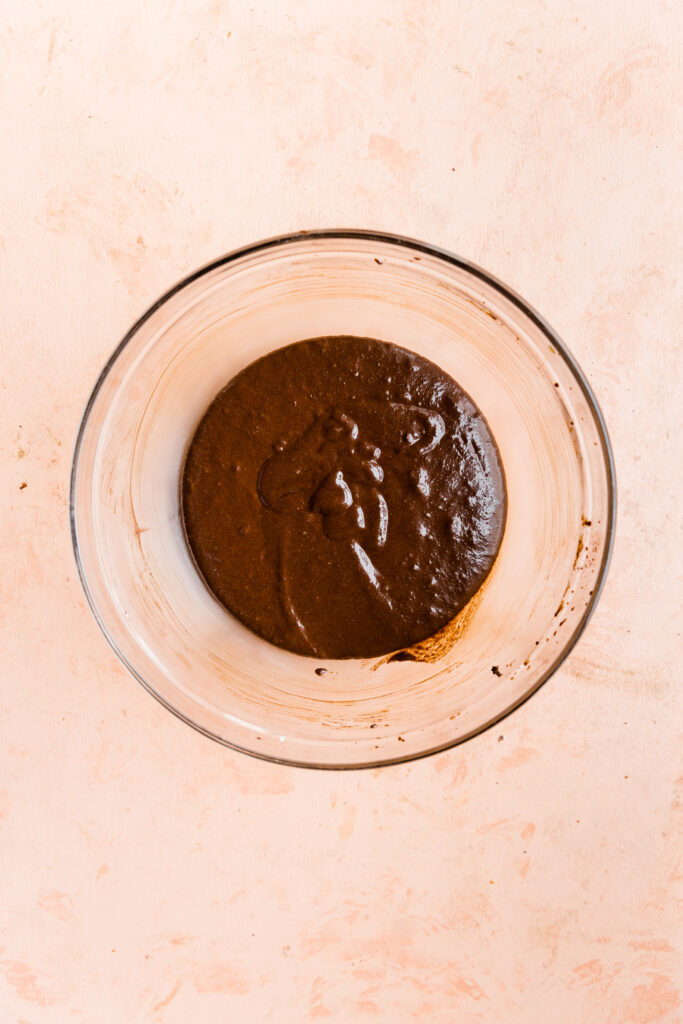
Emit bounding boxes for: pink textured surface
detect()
[1,2,681,1021]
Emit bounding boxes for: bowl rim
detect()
[70,228,617,770]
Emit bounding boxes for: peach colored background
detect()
[1,1,681,1021]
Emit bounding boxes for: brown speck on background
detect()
[498,735,504,742]
[19,482,26,489]
[491,665,502,677]
[314,667,327,676]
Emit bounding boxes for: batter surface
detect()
[181,336,506,659]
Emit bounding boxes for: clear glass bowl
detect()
[70,231,615,768]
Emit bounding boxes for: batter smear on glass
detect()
[182,336,506,659]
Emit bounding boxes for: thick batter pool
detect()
[181,336,506,659]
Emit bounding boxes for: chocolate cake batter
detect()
[181,337,506,659]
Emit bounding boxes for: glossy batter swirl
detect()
[181,337,506,659]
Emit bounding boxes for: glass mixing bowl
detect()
[70,231,615,768]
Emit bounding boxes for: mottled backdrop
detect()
[1,1,681,1021]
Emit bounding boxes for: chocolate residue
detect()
[573,536,584,569]
[388,650,416,663]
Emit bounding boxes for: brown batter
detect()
[181,336,506,659]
